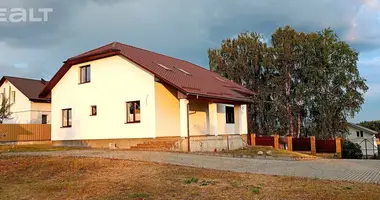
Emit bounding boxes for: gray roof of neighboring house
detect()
[348,123,378,135]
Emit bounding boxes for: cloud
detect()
[0,0,379,79]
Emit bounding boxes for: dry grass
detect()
[0,144,80,153]
[1,156,379,200]
[223,146,316,158]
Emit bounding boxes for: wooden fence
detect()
[316,139,336,153]
[250,134,342,158]
[292,138,311,151]
[255,136,275,147]
[0,124,51,142]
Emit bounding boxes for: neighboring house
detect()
[39,42,253,152]
[346,123,378,156]
[0,76,51,124]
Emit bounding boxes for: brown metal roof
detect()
[40,42,254,103]
[0,76,50,103]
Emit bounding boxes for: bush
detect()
[342,141,363,159]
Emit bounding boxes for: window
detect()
[79,65,91,83]
[62,109,72,127]
[126,101,140,123]
[360,131,364,137]
[91,105,97,116]
[226,106,234,124]
[11,91,15,104]
[357,131,360,137]
[42,114,48,124]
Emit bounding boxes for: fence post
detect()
[335,137,342,158]
[251,133,256,146]
[274,135,279,149]
[310,136,316,156]
[287,136,293,151]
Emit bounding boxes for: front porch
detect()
[178,98,249,152]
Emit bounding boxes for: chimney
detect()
[41,78,47,84]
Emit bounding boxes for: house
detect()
[0,76,51,124]
[346,123,378,156]
[39,42,253,152]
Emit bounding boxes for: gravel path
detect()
[3,150,380,184]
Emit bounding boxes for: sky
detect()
[0,0,379,122]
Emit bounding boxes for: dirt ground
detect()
[0,156,379,200]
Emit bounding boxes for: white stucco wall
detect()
[346,126,378,156]
[0,80,32,124]
[30,102,51,124]
[217,104,235,134]
[51,55,156,141]
[155,82,180,137]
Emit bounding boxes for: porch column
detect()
[208,103,218,136]
[179,99,189,138]
[234,105,243,135]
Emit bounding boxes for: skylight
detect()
[176,67,191,75]
[156,63,172,70]
[215,77,226,82]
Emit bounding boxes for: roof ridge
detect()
[69,41,117,59]
[4,76,47,82]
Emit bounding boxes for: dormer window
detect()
[80,65,91,84]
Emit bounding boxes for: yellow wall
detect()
[189,101,209,136]
[155,82,180,137]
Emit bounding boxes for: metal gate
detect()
[357,139,378,159]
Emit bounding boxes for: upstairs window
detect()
[357,131,364,137]
[126,101,141,123]
[226,106,235,124]
[62,108,72,127]
[11,91,15,104]
[80,65,91,84]
[91,105,97,116]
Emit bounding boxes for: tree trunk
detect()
[297,114,301,138]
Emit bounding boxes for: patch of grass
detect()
[221,146,315,159]
[0,144,80,153]
[128,193,149,199]
[249,186,261,194]
[199,180,217,186]
[230,181,241,188]
[183,177,198,184]
[1,156,380,200]
[343,186,352,190]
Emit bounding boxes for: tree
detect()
[358,121,380,133]
[208,26,368,138]
[0,95,12,124]
[342,140,363,159]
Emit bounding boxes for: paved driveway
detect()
[3,150,380,184]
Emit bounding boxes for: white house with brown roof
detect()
[39,42,253,152]
[0,76,51,124]
[346,123,378,156]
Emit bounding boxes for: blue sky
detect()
[0,0,379,122]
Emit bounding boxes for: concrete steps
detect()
[129,138,179,151]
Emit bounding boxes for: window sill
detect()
[125,121,141,124]
[90,115,97,116]
[79,81,90,85]
[61,126,72,128]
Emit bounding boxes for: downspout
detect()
[187,103,190,152]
